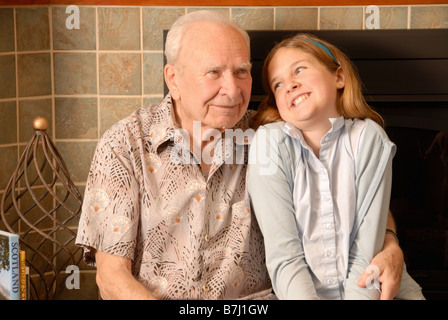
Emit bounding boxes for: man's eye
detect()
[206,70,221,79]
[235,69,250,79]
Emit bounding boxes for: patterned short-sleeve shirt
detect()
[75,94,272,299]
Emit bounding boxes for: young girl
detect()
[248,33,424,300]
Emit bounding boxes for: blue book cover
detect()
[0,230,20,300]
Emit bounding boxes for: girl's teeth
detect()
[293,94,309,106]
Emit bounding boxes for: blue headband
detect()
[302,39,340,66]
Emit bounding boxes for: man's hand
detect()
[357,233,404,300]
[96,250,156,300]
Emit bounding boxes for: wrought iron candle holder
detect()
[0,117,83,300]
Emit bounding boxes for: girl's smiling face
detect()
[267,47,345,131]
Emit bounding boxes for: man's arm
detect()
[357,210,404,300]
[95,250,156,300]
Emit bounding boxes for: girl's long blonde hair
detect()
[251,33,384,130]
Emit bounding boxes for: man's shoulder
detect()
[102,96,173,141]
[233,109,256,131]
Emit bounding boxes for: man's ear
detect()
[164,64,180,100]
[335,66,345,89]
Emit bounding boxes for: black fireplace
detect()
[246,29,448,299]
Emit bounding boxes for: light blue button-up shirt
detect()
[248,117,425,300]
[285,117,355,299]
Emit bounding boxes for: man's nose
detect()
[220,73,241,96]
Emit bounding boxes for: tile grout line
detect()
[13,7,19,163]
[96,6,100,140]
[408,6,412,29]
[317,7,320,30]
[49,6,55,143]
[140,6,144,109]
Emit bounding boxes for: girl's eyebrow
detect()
[269,59,309,87]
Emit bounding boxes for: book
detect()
[0,230,20,300]
[19,250,26,300]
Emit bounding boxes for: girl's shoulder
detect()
[348,118,395,159]
[253,121,288,141]
[257,120,286,131]
[352,118,391,143]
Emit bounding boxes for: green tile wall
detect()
[0,4,446,300]
[0,8,14,52]
[99,52,141,95]
[53,6,96,50]
[16,8,50,51]
[54,52,97,94]
[17,53,51,97]
[0,54,16,98]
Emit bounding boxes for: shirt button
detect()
[202,284,210,292]
[323,195,331,202]
[204,234,210,242]
[325,223,334,230]
[327,278,337,286]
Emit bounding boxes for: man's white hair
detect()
[164,10,251,65]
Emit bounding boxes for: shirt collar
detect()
[147,93,179,152]
[283,116,345,146]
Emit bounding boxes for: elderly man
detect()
[76,10,404,300]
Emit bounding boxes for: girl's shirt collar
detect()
[282,116,345,146]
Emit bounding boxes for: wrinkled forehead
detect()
[179,21,250,62]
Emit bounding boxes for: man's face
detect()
[166,22,252,134]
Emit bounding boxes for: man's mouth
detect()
[213,104,239,109]
[292,93,310,107]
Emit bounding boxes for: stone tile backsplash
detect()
[54,52,97,95]
[99,52,142,95]
[17,53,52,97]
[320,7,364,29]
[0,4,446,299]
[411,6,448,28]
[16,7,50,51]
[275,7,318,30]
[0,54,15,99]
[0,101,16,145]
[52,6,96,50]
[0,8,14,52]
[98,7,141,50]
[55,97,98,140]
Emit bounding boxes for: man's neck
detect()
[172,101,226,174]
[191,128,224,176]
